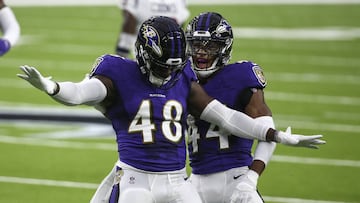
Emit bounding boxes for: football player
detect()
[17,16,325,203]
[185,12,275,203]
[0,0,20,56]
[115,0,189,58]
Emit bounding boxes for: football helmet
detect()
[185,12,233,79]
[135,16,187,88]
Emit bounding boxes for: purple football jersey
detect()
[188,61,267,174]
[91,54,197,172]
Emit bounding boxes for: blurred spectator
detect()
[115,0,189,58]
[0,0,20,56]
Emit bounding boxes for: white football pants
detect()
[189,167,264,203]
[90,160,202,203]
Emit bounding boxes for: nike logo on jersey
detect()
[233,175,243,180]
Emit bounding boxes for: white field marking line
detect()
[233,27,360,41]
[266,55,360,69]
[272,155,360,167]
[324,111,360,121]
[266,91,360,106]
[0,79,29,88]
[0,135,115,150]
[0,120,114,139]
[0,176,98,189]
[10,34,110,55]
[0,176,354,203]
[266,72,360,85]
[14,35,43,46]
[7,0,360,7]
[8,0,117,6]
[2,57,91,70]
[5,71,360,87]
[274,120,360,134]
[1,135,360,168]
[263,196,351,203]
[188,0,360,5]
[28,125,114,139]
[0,120,111,139]
[0,102,90,112]
[13,27,360,46]
[3,27,360,55]
[0,104,102,116]
[2,86,360,107]
[0,176,351,203]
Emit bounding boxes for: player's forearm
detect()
[253,116,277,166]
[253,140,276,165]
[200,99,271,141]
[251,140,276,176]
[249,160,266,176]
[52,78,107,106]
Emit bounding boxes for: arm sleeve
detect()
[0,6,20,46]
[200,99,269,141]
[52,78,107,106]
[253,116,277,165]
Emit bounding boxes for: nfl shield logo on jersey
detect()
[252,66,267,87]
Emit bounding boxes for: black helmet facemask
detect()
[135,16,187,88]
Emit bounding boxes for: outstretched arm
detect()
[17,65,108,106]
[201,99,325,148]
[188,81,326,148]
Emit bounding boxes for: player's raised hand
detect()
[275,127,326,149]
[17,65,58,95]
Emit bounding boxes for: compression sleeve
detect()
[253,116,277,165]
[200,99,269,141]
[52,78,107,106]
[0,6,20,46]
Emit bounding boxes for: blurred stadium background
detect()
[1,0,360,202]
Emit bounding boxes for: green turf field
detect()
[1,3,360,203]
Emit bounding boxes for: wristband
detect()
[48,82,60,96]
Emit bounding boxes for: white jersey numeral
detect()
[162,100,183,142]
[128,100,183,143]
[188,115,230,153]
[128,100,155,143]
